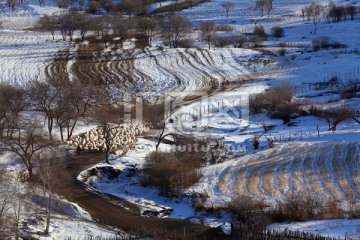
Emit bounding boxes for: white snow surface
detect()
[2,0,360,237]
[0,2,68,84]
[269,219,360,239]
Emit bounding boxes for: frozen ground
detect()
[1,0,360,237]
[0,1,68,84]
[27,217,119,240]
[269,219,360,239]
[78,0,360,237]
[0,152,120,239]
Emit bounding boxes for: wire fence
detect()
[294,66,360,96]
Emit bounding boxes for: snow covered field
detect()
[0,2,69,84]
[1,0,360,238]
[76,0,360,237]
[0,30,68,84]
[269,219,360,240]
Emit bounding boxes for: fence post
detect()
[317,125,320,137]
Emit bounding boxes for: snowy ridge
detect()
[0,30,68,84]
[195,141,360,205]
[52,45,265,98]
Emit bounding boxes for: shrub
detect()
[312,36,347,51]
[250,82,294,114]
[278,47,286,56]
[250,35,263,48]
[271,190,344,222]
[214,24,234,32]
[142,150,205,197]
[213,36,233,47]
[214,35,248,48]
[328,4,346,22]
[271,26,285,38]
[226,196,272,231]
[312,36,331,51]
[345,189,360,218]
[253,25,266,40]
[233,35,247,48]
[57,0,69,8]
[86,0,101,13]
[177,38,194,48]
[269,103,300,123]
[346,4,357,20]
[318,107,357,131]
[271,191,325,222]
[339,78,360,99]
[252,134,260,150]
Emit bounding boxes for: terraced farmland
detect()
[45,42,261,98]
[199,141,360,204]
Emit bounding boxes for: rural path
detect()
[47,43,261,240]
[54,151,234,240]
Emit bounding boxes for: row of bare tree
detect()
[0,76,116,238]
[39,11,255,50]
[301,2,359,28]
[0,78,106,177]
[39,12,198,48]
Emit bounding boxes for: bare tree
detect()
[99,15,113,48]
[346,4,357,20]
[156,0,164,8]
[0,123,50,179]
[53,96,72,142]
[38,14,58,40]
[255,0,272,17]
[118,0,149,17]
[56,0,69,8]
[113,16,131,48]
[321,108,357,131]
[58,82,103,141]
[102,123,121,164]
[86,0,101,14]
[11,183,28,240]
[91,105,125,163]
[0,84,26,139]
[199,21,217,49]
[187,0,194,8]
[309,3,321,34]
[155,118,171,154]
[268,0,274,10]
[71,12,90,41]
[301,7,306,21]
[28,80,58,141]
[328,3,345,22]
[221,2,235,19]
[0,170,11,238]
[136,17,159,46]
[162,15,191,48]
[59,11,81,41]
[7,0,17,11]
[37,150,59,234]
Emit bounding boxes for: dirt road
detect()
[54,151,233,240]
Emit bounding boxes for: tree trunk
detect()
[47,117,53,141]
[59,124,64,141]
[67,117,79,141]
[105,151,110,164]
[45,199,51,234]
